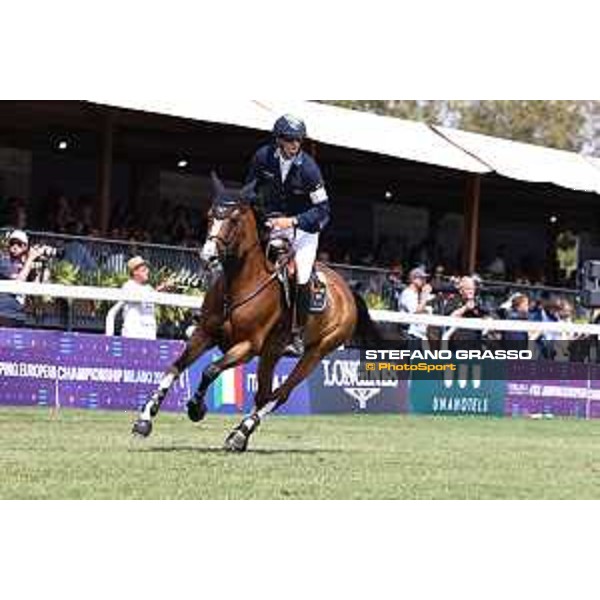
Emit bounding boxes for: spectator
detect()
[445,276,488,342]
[501,293,530,346]
[63,222,98,272]
[486,245,507,279]
[0,230,44,327]
[7,197,28,229]
[382,262,404,310]
[398,267,432,340]
[430,264,447,290]
[52,194,75,232]
[120,256,174,339]
[530,296,562,359]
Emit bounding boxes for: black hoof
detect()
[187,399,207,423]
[132,418,152,438]
[223,429,248,452]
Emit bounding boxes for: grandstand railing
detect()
[0,228,203,276]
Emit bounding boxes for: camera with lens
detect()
[31,245,64,271]
[41,246,59,260]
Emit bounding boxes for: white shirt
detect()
[121,279,158,340]
[277,150,294,183]
[399,287,427,339]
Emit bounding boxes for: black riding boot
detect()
[283,283,309,357]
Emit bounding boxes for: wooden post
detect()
[97,112,114,234]
[463,174,481,274]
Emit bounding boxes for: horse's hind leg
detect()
[267,330,349,414]
[223,335,285,452]
[132,328,214,437]
[223,346,323,452]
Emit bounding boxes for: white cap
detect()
[8,229,29,246]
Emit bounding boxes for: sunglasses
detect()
[280,135,301,143]
[9,240,26,247]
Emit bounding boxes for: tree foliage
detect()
[323,100,600,153]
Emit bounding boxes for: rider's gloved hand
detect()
[266,216,298,230]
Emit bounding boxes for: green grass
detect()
[1,407,600,499]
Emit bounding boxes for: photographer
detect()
[0,230,45,327]
[444,276,488,343]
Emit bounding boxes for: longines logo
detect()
[343,387,381,409]
[322,358,397,410]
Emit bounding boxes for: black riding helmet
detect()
[272,114,307,141]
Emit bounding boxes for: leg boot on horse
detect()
[132,327,215,437]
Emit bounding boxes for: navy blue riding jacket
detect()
[245,144,331,233]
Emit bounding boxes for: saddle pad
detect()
[308,270,328,313]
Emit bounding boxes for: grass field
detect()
[1,406,599,499]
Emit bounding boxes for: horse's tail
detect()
[351,290,383,347]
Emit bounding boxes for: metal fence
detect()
[0,228,203,277]
[0,228,587,334]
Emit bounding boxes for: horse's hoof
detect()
[223,429,248,452]
[187,399,207,423]
[132,418,152,438]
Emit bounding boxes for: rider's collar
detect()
[274,146,304,166]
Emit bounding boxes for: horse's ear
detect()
[211,171,227,198]
[239,179,256,204]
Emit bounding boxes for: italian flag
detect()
[213,363,245,410]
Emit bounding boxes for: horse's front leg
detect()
[132,327,215,438]
[187,340,254,423]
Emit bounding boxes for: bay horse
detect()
[132,173,379,451]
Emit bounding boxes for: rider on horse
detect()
[246,114,331,356]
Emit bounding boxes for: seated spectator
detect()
[51,193,75,233]
[486,245,507,279]
[7,197,28,229]
[63,222,98,272]
[382,262,404,310]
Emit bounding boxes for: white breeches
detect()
[271,228,319,285]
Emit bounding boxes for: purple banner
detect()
[0,328,310,415]
[506,361,597,418]
[0,328,189,412]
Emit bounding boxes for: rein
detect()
[222,247,290,320]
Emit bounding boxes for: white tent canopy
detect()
[94,98,600,194]
[433,125,600,194]
[95,98,489,174]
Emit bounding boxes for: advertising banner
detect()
[0,328,189,412]
[307,348,409,414]
[408,361,507,416]
[187,351,311,415]
[506,361,597,418]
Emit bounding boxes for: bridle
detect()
[203,201,290,319]
[206,204,243,262]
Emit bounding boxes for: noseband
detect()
[207,203,242,259]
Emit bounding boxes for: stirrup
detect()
[283,332,305,357]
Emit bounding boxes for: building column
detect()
[97,112,114,234]
[462,174,481,274]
